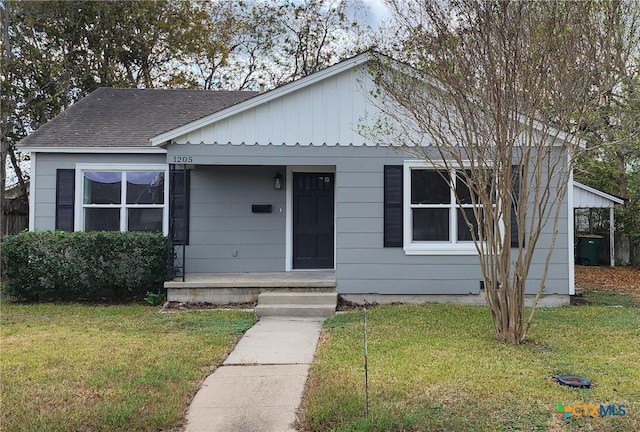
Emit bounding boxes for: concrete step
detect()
[255,291,337,318]
[254,304,336,318]
[257,292,338,305]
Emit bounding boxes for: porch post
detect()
[609,206,615,267]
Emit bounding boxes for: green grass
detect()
[0,303,256,432]
[579,289,640,308]
[302,303,640,431]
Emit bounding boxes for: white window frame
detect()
[74,164,169,234]
[403,160,482,255]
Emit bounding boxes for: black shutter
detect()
[384,165,403,247]
[169,168,190,245]
[511,165,523,248]
[55,169,75,231]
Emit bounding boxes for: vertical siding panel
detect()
[207,124,217,143]
[349,73,357,143]
[325,76,339,145]
[284,93,293,143]
[272,99,283,144]
[228,112,240,143]
[219,119,230,143]
[186,128,202,144]
[350,71,365,145]
[245,109,257,144]
[257,103,270,144]
[297,90,305,143]
[309,83,323,145]
[336,75,347,144]
[282,92,294,144]
[298,86,312,144]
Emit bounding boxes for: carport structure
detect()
[572,181,625,267]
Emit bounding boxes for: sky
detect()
[359,0,390,26]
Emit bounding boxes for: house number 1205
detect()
[171,156,193,163]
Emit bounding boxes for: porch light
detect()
[273,171,283,190]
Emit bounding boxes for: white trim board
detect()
[28,152,36,231]
[22,147,167,154]
[568,169,575,295]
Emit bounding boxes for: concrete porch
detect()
[165,271,337,317]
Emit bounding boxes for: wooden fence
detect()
[2,198,28,235]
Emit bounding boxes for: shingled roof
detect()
[18,87,258,148]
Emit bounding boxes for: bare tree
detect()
[216,0,371,90]
[367,0,638,344]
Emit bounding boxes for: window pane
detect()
[411,170,450,204]
[127,172,164,204]
[85,208,120,231]
[456,171,474,204]
[412,208,449,241]
[84,172,121,204]
[128,208,163,232]
[457,170,495,204]
[457,208,480,241]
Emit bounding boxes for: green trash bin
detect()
[576,235,603,266]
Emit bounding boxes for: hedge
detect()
[1,231,171,301]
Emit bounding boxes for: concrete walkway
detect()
[185,317,324,432]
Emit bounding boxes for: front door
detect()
[293,172,334,269]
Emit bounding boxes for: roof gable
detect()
[573,181,624,208]
[150,52,374,146]
[151,51,581,149]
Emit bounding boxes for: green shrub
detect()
[1,231,171,301]
[143,291,166,306]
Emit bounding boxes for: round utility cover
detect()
[556,375,591,388]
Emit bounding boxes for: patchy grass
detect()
[577,289,640,308]
[302,304,640,432]
[0,303,255,432]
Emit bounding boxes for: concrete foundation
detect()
[341,293,571,307]
[166,272,570,308]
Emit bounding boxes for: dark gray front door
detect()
[293,172,334,269]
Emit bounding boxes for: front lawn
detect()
[302,302,640,431]
[0,304,255,432]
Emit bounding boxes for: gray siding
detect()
[32,147,569,296]
[33,153,165,231]
[168,143,570,295]
[187,165,286,272]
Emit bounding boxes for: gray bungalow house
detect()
[19,53,574,311]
